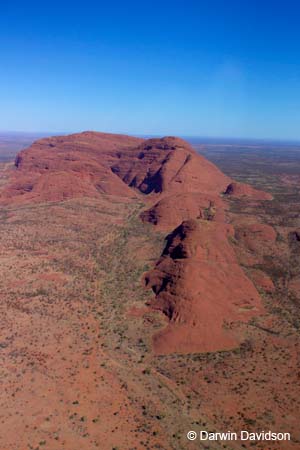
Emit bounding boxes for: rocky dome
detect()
[0,131,275,354]
[224,181,273,200]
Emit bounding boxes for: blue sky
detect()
[1,0,300,139]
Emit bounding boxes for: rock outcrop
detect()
[0,131,275,354]
[144,219,263,353]
[0,131,142,204]
[224,181,273,200]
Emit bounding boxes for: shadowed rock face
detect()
[1,133,230,204]
[289,230,300,243]
[111,136,230,196]
[0,131,274,354]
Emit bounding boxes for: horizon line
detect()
[1,129,300,146]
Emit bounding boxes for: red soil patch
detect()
[0,296,160,450]
[126,306,151,318]
[38,272,68,283]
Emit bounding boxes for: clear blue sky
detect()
[1,0,300,139]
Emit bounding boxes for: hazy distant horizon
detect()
[2,130,300,148]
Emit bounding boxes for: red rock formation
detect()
[0,131,142,204]
[0,131,275,355]
[140,193,226,230]
[224,181,273,200]
[234,223,277,253]
[144,219,263,353]
[111,136,230,196]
